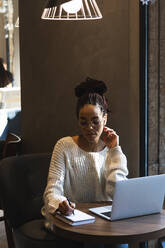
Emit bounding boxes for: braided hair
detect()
[75,77,109,118]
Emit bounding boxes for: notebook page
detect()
[64,209,95,222]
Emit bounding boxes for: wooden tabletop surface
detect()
[50,202,165,245]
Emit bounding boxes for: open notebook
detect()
[55,209,95,226]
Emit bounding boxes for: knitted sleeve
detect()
[105,146,128,198]
[43,139,67,214]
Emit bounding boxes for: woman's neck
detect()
[74,135,105,152]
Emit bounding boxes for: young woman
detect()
[42,77,129,248]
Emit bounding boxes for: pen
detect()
[67,198,75,215]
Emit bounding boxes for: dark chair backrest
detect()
[2,132,22,158]
[0,153,51,228]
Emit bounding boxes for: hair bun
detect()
[75,77,107,98]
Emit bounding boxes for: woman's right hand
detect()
[102,126,119,148]
[58,200,75,216]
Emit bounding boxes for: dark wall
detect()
[19,0,139,177]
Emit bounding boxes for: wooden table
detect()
[50,202,165,245]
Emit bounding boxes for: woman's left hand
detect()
[102,126,119,148]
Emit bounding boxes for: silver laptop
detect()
[89,174,165,221]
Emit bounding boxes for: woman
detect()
[42,77,129,248]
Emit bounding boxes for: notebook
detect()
[55,209,95,226]
[89,174,165,221]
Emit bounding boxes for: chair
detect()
[0,132,22,247]
[157,199,165,247]
[0,154,81,248]
[0,153,82,248]
[0,139,5,158]
[158,239,164,248]
[0,132,21,160]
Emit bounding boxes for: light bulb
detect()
[62,0,82,14]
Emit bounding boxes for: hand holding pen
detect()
[58,198,75,216]
[67,198,75,215]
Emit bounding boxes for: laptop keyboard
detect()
[101,211,112,218]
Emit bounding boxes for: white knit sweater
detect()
[42,136,128,218]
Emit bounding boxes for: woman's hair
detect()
[75,77,109,118]
[0,61,12,87]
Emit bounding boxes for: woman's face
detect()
[78,104,107,143]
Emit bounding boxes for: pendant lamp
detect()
[140,0,156,4]
[41,0,102,21]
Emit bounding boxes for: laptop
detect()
[89,174,165,221]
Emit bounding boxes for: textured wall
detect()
[148,0,165,175]
[19,0,139,177]
[148,0,159,175]
[159,0,165,172]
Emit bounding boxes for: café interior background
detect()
[1,0,165,179]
